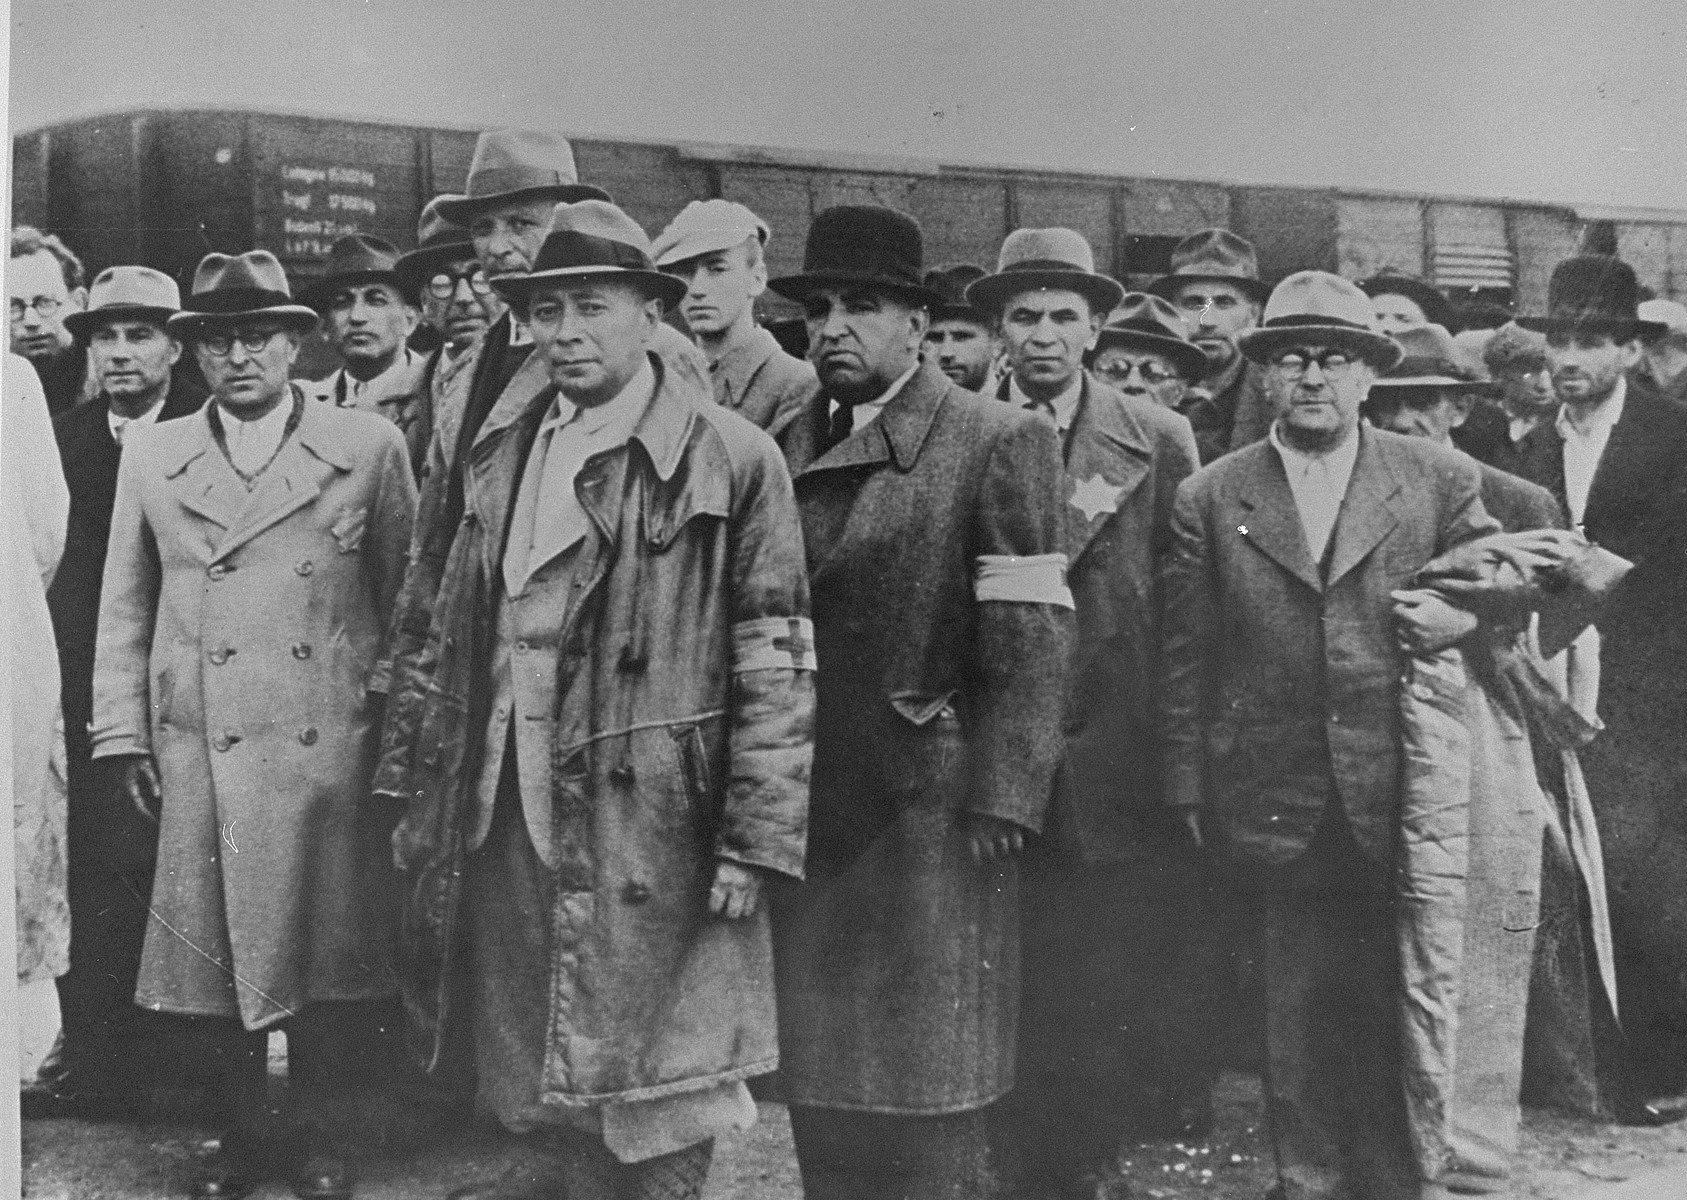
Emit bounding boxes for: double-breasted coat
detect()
[772,359,1075,1113]
[374,351,812,1104]
[90,394,417,1029]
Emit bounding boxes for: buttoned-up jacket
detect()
[90,395,417,1028]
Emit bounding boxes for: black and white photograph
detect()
[6,3,1687,1197]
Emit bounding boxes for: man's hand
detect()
[115,754,162,824]
[959,813,1025,865]
[709,861,764,920]
[1393,588,1479,654]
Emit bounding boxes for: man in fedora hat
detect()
[652,198,815,435]
[92,248,418,1199]
[1161,270,1507,1200]
[374,199,811,1200]
[1151,228,1275,462]
[1633,297,1687,407]
[766,205,1073,1200]
[33,266,210,1119]
[300,234,430,476]
[1358,268,1452,335]
[393,194,508,476]
[967,243,1208,1193]
[1510,256,1687,1120]
[921,263,998,392]
[1088,292,1211,411]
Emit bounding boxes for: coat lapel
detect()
[1584,382,1669,533]
[1232,444,1322,593]
[473,348,552,455]
[211,399,349,564]
[1325,427,1401,588]
[167,409,246,536]
[1060,379,1153,566]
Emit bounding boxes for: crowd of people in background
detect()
[7,125,1687,1200]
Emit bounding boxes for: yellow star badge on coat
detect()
[1069,474,1123,522]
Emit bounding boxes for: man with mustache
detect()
[653,199,815,435]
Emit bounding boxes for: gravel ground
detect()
[23,1071,1687,1198]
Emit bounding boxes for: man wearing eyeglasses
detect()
[966,236,1201,1198]
[1160,271,1502,1200]
[300,234,431,478]
[91,249,418,1200]
[9,225,93,414]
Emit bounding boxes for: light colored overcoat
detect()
[91,393,417,1029]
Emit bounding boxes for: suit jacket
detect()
[1160,425,1498,871]
[48,374,206,773]
[304,348,433,480]
[710,325,816,437]
[1181,354,1272,463]
[1510,380,1687,689]
[1039,376,1200,863]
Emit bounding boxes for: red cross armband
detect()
[734,616,819,672]
[974,553,1075,609]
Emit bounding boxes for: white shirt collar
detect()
[541,358,656,442]
[344,347,415,401]
[219,393,296,476]
[1267,420,1361,564]
[1556,375,1626,441]
[108,394,168,443]
[510,318,533,348]
[1009,371,1085,431]
[1268,420,1361,478]
[834,359,920,433]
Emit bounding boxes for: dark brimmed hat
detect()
[395,195,478,295]
[298,234,409,310]
[769,206,943,308]
[1238,271,1403,370]
[64,265,181,339]
[1090,293,1209,380]
[923,264,989,324]
[436,130,611,224]
[966,227,1124,317]
[1357,270,1451,329]
[1367,324,1485,390]
[167,250,318,337]
[1516,256,1666,341]
[490,200,686,309]
[1148,229,1271,304]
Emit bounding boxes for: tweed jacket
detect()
[1159,425,1498,871]
[770,359,1075,1113]
[709,325,816,437]
[90,396,417,1028]
[374,352,812,1096]
[1033,376,1200,863]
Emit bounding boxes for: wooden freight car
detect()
[13,107,1687,322]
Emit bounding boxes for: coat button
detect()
[292,643,312,660]
[209,648,230,665]
[296,560,314,576]
[299,727,318,746]
[515,641,529,654]
[207,563,231,580]
[609,762,635,786]
[621,881,651,904]
[213,733,237,751]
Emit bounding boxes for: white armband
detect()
[734,616,818,672]
[974,553,1074,609]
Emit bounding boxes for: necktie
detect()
[1024,397,1055,421]
[825,402,856,452]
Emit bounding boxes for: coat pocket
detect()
[669,721,720,824]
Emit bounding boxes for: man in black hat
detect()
[1511,256,1687,1118]
[300,234,430,473]
[34,267,209,1120]
[1359,269,1452,335]
[969,249,1207,1195]
[921,263,997,392]
[769,205,1074,1200]
[1150,229,1275,462]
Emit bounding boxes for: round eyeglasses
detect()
[199,328,286,357]
[427,268,491,300]
[1270,348,1357,377]
[10,296,64,321]
[1095,359,1180,386]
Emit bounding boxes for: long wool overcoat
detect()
[90,395,417,1029]
[772,359,1075,1113]
[374,351,812,1105]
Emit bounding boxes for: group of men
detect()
[10,123,1687,1200]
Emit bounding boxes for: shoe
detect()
[291,1152,355,1200]
[445,1156,571,1200]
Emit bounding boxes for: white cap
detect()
[1638,298,1687,334]
[652,200,769,268]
